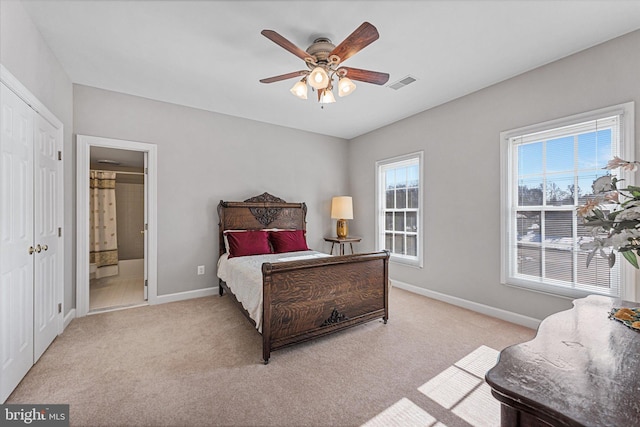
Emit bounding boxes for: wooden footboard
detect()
[261,251,389,363]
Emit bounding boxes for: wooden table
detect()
[324,236,361,255]
[485,294,640,427]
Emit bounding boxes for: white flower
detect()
[580,239,604,251]
[580,157,640,268]
[614,206,640,222]
[592,176,613,194]
[609,229,640,250]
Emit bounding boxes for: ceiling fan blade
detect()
[261,30,313,61]
[330,22,379,63]
[260,70,308,84]
[338,67,389,85]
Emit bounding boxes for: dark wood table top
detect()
[323,236,361,243]
[485,294,640,427]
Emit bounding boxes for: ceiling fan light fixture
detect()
[290,79,308,99]
[319,88,336,104]
[338,77,356,97]
[259,23,387,105]
[308,66,329,89]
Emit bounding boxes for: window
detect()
[501,103,635,299]
[376,152,423,267]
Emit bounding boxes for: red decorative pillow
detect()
[269,230,309,253]
[225,230,271,258]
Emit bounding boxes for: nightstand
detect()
[324,236,362,255]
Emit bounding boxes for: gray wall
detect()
[74,85,348,296]
[0,0,75,315]
[348,29,640,321]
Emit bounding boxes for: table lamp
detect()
[331,196,353,238]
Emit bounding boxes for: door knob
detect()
[28,246,35,255]
[42,244,48,251]
[35,244,41,253]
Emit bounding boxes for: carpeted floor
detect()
[7,287,535,426]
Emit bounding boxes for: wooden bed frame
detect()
[217,192,390,364]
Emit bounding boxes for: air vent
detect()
[388,75,417,90]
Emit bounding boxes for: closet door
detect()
[0,82,35,403]
[33,114,60,361]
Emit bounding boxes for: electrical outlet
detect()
[197,265,205,275]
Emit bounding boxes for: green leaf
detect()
[586,249,596,268]
[609,251,616,268]
[622,250,639,269]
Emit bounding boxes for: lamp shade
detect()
[319,88,336,104]
[290,80,308,99]
[331,196,353,219]
[338,77,356,97]
[308,66,329,89]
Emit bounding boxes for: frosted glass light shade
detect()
[308,67,329,89]
[290,80,308,99]
[319,88,336,104]
[331,196,353,219]
[338,77,356,97]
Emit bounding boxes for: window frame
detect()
[500,102,636,300]
[375,151,424,268]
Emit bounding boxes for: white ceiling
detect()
[21,0,640,139]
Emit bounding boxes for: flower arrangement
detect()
[578,156,640,268]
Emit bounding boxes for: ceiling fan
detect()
[259,22,390,104]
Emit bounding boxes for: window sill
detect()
[390,255,422,269]
[503,277,620,300]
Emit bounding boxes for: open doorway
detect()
[76,135,157,317]
[89,147,146,311]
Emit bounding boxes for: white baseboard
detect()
[63,308,76,330]
[154,286,217,305]
[391,279,541,329]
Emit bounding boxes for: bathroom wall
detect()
[115,174,145,260]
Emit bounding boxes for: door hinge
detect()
[145,223,148,231]
[144,167,148,174]
[58,303,62,314]
[144,280,148,287]
[58,151,62,161]
[58,227,62,237]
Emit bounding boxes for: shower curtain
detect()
[90,170,119,279]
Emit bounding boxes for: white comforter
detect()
[216,250,330,332]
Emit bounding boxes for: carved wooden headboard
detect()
[217,192,307,256]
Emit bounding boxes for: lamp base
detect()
[336,219,348,238]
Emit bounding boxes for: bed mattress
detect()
[217,250,330,332]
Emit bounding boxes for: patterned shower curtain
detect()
[90,170,119,279]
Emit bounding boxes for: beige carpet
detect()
[7,287,534,426]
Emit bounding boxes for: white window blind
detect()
[502,104,635,299]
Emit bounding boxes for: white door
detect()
[143,152,148,301]
[0,83,35,402]
[33,114,60,361]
